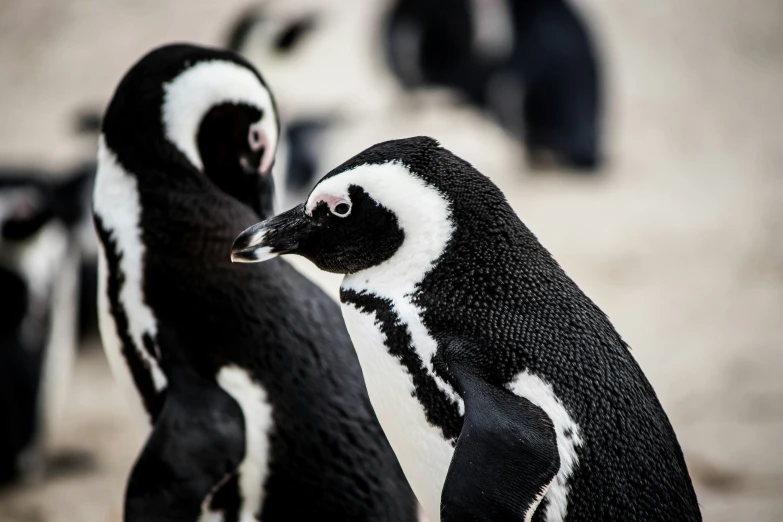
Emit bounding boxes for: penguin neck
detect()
[134,158,269,266]
[139,183,264,265]
[342,194,455,299]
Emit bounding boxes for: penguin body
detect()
[384,0,603,170]
[0,170,91,483]
[94,44,416,521]
[232,137,701,521]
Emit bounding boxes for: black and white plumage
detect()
[232,137,701,521]
[384,0,603,171]
[0,168,92,483]
[93,44,416,522]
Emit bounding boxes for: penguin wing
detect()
[439,352,560,522]
[125,368,245,522]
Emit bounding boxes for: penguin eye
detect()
[308,194,351,218]
[332,202,351,217]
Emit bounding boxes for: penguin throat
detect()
[138,188,260,264]
[340,287,464,440]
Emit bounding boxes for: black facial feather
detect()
[197,103,274,217]
[300,186,404,274]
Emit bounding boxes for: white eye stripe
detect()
[162,59,278,172]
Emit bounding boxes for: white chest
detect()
[341,299,585,522]
[341,302,455,522]
[94,139,167,427]
[212,366,274,522]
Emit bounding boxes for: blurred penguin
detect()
[384,0,604,171]
[0,167,93,483]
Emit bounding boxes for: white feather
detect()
[94,137,167,423]
[161,60,278,173]
[506,371,584,522]
[216,366,274,521]
[342,303,455,519]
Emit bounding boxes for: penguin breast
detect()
[340,301,454,521]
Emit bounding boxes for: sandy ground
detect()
[0,0,782,520]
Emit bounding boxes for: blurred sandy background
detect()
[0,0,781,520]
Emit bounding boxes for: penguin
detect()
[0,170,89,483]
[384,0,603,171]
[231,136,702,521]
[93,44,417,522]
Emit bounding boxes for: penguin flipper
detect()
[125,369,245,522]
[440,357,560,522]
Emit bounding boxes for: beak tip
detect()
[231,224,275,264]
[230,245,277,264]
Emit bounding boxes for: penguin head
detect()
[231,136,500,276]
[101,43,279,217]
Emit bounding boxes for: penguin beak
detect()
[231,203,315,263]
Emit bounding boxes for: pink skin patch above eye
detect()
[306,194,350,216]
[248,122,274,175]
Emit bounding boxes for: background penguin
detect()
[384,0,604,171]
[0,169,92,483]
[93,44,417,521]
[0,112,102,344]
[231,136,701,521]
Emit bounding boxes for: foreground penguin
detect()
[94,44,416,521]
[232,137,701,521]
[384,0,603,170]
